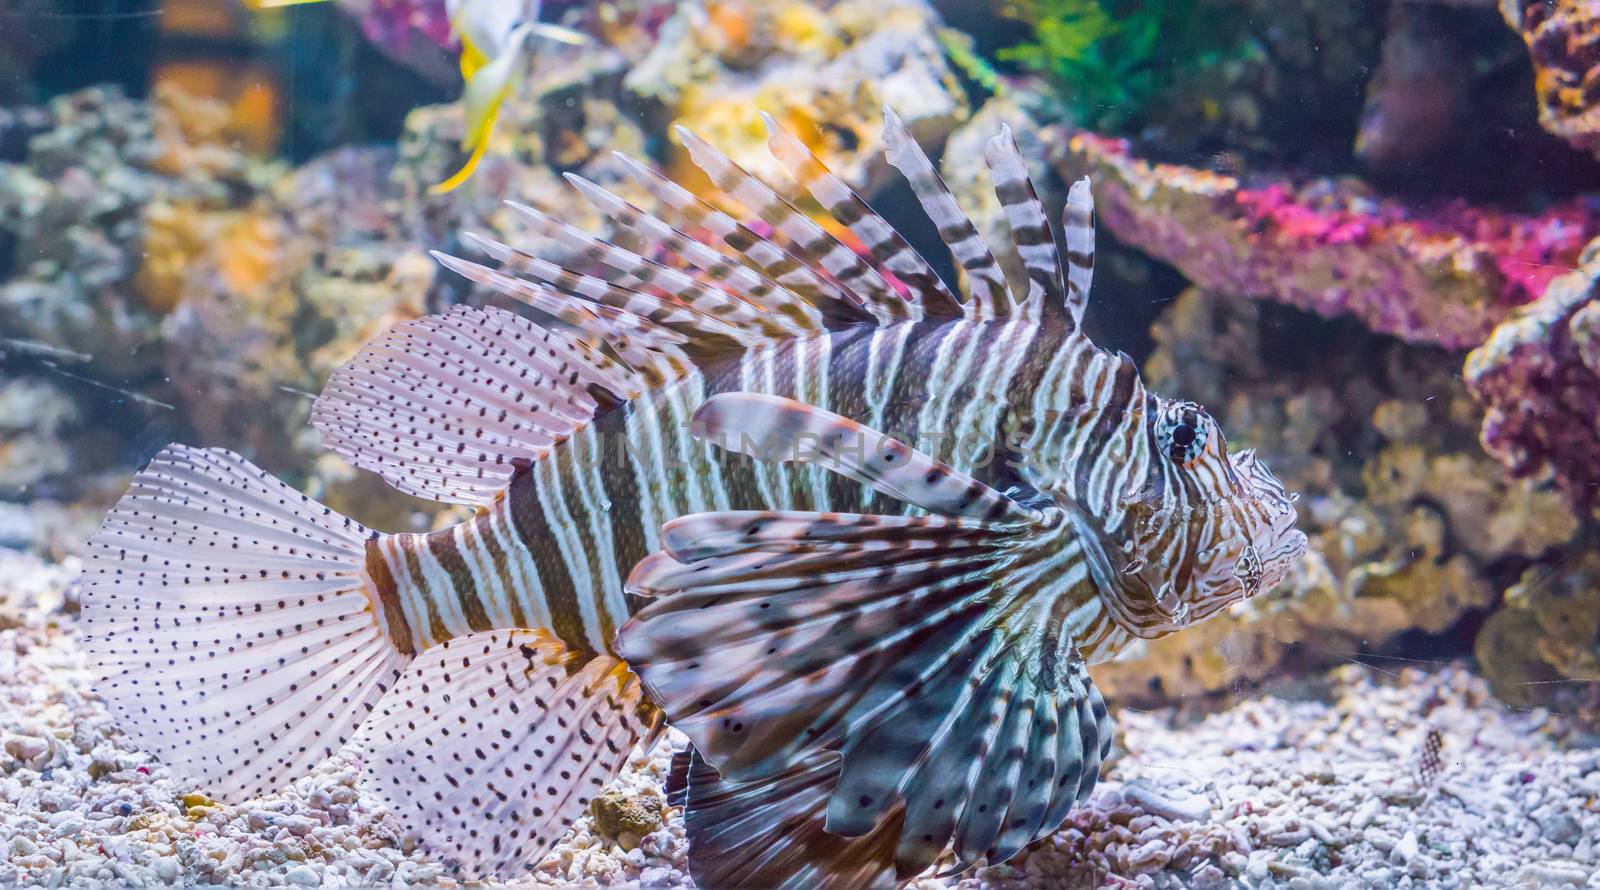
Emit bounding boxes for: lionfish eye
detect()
[1157,402,1210,466]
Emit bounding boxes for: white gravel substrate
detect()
[2,546,1596,888]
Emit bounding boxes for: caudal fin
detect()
[80,445,411,801]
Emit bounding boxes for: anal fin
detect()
[360,629,660,879]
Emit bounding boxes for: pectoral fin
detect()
[615,398,1115,883]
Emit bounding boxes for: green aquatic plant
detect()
[938,27,1006,97]
[998,0,1243,130]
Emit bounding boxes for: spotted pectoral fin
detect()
[666,746,900,890]
[311,304,641,507]
[689,391,1039,522]
[616,500,1112,880]
[359,630,661,879]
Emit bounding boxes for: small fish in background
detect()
[250,0,587,191]
[431,0,588,193]
[79,109,1305,885]
[1355,3,1471,173]
[1418,726,1445,785]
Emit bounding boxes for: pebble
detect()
[1122,780,1212,823]
[1349,798,1379,829]
[4,734,48,765]
[1539,813,1582,846]
[284,863,321,885]
[1393,830,1419,863]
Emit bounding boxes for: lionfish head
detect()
[1103,396,1307,639]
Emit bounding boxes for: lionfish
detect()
[81,109,1306,887]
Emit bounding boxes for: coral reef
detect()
[1062,131,1600,348]
[334,0,457,84]
[160,146,434,482]
[1466,234,1600,512]
[1089,289,1580,702]
[1502,0,1600,159]
[0,83,280,373]
[628,0,968,189]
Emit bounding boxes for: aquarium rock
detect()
[590,785,665,851]
[1091,289,1581,702]
[1466,234,1600,513]
[1063,131,1600,349]
[1502,0,1600,159]
[1476,549,1600,718]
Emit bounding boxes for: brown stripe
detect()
[507,460,593,656]
[1076,356,1138,507]
[430,525,491,632]
[363,536,415,656]
[399,536,450,644]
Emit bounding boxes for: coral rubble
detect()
[1476,549,1600,715]
[1466,235,1600,513]
[3,547,1593,886]
[1063,131,1600,349]
[1502,0,1600,159]
[628,0,968,190]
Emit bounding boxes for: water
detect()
[0,1,1596,887]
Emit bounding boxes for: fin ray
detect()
[361,629,658,878]
[882,107,1017,317]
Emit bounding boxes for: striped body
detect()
[366,313,1144,662]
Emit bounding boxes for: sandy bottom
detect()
[2,548,1596,889]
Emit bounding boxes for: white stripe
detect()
[383,537,439,650]
[490,497,553,631]
[413,541,472,640]
[570,426,630,638]
[795,337,833,511]
[453,523,512,629]
[628,387,678,543]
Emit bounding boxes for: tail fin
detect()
[80,445,411,801]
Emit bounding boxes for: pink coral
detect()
[1465,236,1600,510]
[353,0,456,53]
[1066,132,1600,348]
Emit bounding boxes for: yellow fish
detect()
[248,0,584,193]
[433,0,588,193]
